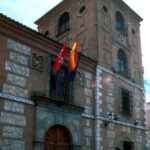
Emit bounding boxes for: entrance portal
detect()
[44,125,72,150]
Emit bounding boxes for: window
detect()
[50,64,73,102]
[58,12,70,35]
[117,49,128,77]
[79,6,86,14]
[121,89,132,115]
[123,141,134,150]
[131,29,135,35]
[115,11,125,31]
[102,6,108,13]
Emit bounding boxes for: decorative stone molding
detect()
[95,65,103,150]
[31,53,45,72]
[0,92,34,105]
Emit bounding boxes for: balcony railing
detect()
[31,91,84,112]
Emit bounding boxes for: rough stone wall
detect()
[0,99,34,150]
[0,35,7,92]
[81,71,94,150]
[0,34,96,149]
[3,39,31,100]
[96,0,143,86]
[0,37,34,150]
[95,65,146,150]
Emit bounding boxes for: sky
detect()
[0,0,149,101]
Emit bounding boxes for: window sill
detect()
[56,28,70,37]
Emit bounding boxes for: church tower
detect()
[35,0,146,150]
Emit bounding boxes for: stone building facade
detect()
[145,102,150,149]
[0,0,147,150]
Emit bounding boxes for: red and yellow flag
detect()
[52,42,68,73]
[68,42,80,72]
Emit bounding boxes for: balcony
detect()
[31,82,84,113]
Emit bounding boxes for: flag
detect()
[68,42,80,72]
[67,42,80,81]
[52,42,68,73]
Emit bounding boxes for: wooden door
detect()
[44,125,72,150]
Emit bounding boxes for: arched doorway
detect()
[44,125,72,150]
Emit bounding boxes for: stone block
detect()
[84,72,93,80]
[1,139,25,150]
[3,84,28,98]
[2,126,23,138]
[85,97,92,105]
[5,61,30,77]
[84,106,92,115]
[85,119,90,127]
[7,39,31,56]
[0,112,26,126]
[85,137,91,146]
[84,88,93,97]
[7,73,27,88]
[85,79,92,88]
[4,100,24,114]
[84,127,92,136]
[9,51,29,66]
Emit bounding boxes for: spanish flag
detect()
[68,42,80,72]
[66,42,80,81]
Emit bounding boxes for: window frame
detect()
[57,12,70,36]
[121,88,132,116]
[115,11,125,31]
[117,49,129,78]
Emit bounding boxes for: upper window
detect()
[102,6,108,13]
[121,89,132,116]
[117,49,128,77]
[58,12,70,35]
[115,11,125,31]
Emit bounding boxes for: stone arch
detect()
[44,124,73,150]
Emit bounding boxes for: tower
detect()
[36,0,146,150]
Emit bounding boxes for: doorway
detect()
[44,125,72,150]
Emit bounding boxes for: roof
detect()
[0,13,97,69]
[0,13,63,48]
[120,0,143,22]
[35,0,143,25]
[35,1,63,25]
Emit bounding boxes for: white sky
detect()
[0,0,150,100]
